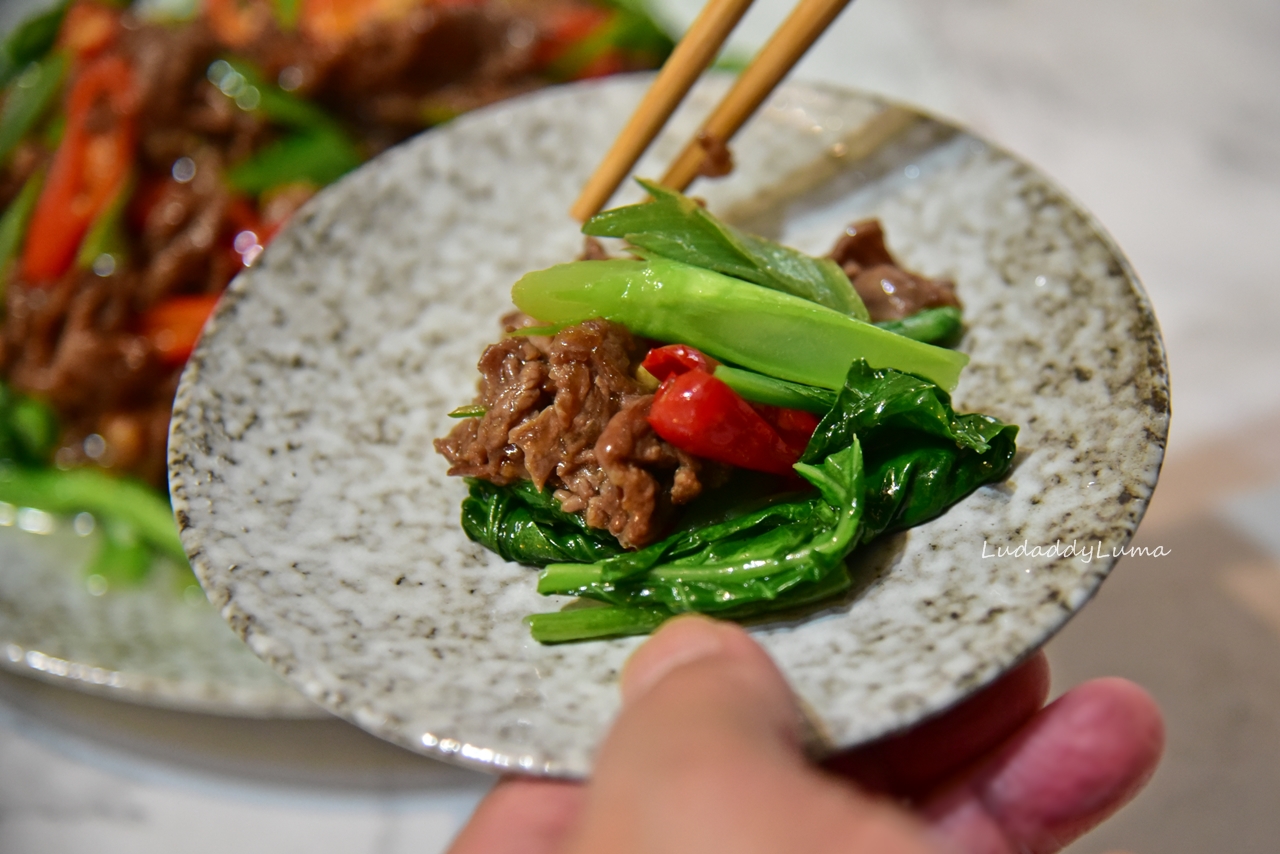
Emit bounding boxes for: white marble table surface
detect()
[2,0,1277,851]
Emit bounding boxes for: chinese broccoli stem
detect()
[511,257,968,392]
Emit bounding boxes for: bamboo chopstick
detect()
[660,0,855,192]
[569,0,756,222]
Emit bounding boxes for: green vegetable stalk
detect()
[0,466,186,564]
[0,381,189,585]
[512,256,969,392]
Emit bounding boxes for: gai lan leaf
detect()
[583,179,870,321]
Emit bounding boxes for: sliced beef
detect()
[828,219,960,322]
[435,318,716,548]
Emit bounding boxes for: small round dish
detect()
[169,75,1168,775]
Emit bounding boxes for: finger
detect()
[924,678,1164,854]
[564,615,940,854]
[824,652,1051,798]
[447,776,585,854]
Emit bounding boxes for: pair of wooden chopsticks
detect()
[570,0,856,223]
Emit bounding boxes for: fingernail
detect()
[621,615,727,705]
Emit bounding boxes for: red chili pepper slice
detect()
[20,53,137,284]
[648,370,801,477]
[752,403,821,460]
[641,343,717,382]
[139,294,221,367]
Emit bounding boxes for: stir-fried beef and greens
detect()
[0,0,672,587]
[436,181,1017,643]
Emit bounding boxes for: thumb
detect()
[563,615,939,854]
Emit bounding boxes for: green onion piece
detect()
[227,127,361,195]
[76,173,134,272]
[210,57,342,132]
[0,166,44,280]
[0,2,68,89]
[0,52,67,166]
[270,0,301,29]
[448,405,486,418]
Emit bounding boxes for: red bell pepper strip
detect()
[58,2,122,61]
[648,369,802,477]
[20,53,136,284]
[533,4,626,81]
[139,294,221,367]
[533,5,609,66]
[641,343,717,382]
[204,0,276,48]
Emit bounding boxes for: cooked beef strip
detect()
[828,219,961,322]
[434,318,718,549]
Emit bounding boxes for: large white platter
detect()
[170,75,1169,775]
[0,524,320,716]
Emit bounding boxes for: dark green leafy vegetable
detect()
[803,360,1017,542]
[803,360,1014,461]
[461,478,625,567]
[583,179,870,320]
[0,52,67,166]
[874,305,963,345]
[0,1,67,90]
[533,438,864,637]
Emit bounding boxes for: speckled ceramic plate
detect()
[169,75,1169,775]
[0,523,322,716]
